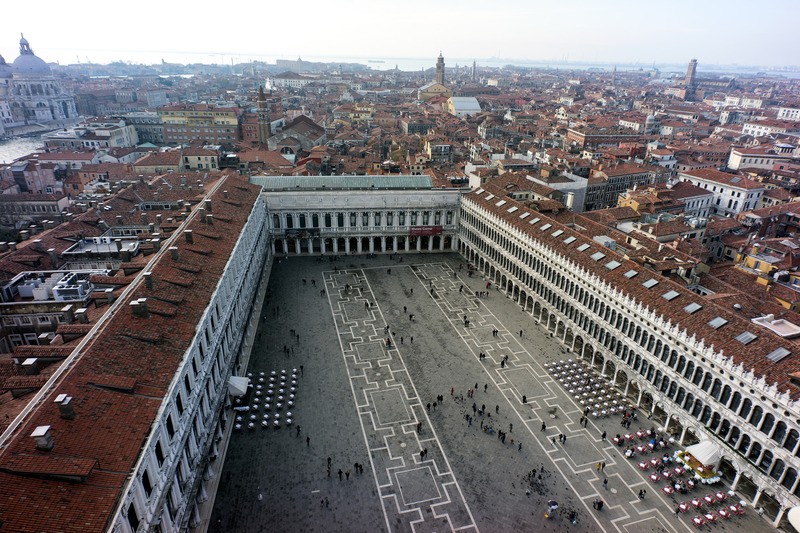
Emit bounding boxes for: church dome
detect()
[0,55,12,79]
[12,34,51,75]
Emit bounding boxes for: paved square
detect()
[208,254,772,533]
[396,467,442,506]
[371,388,412,426]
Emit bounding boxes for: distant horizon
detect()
[26,52,800,76]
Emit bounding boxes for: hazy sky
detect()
[4,0,799,68]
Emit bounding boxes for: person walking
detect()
[338,469,343,481]
[601,430,607,441]
[603,478,608,490]
[541,421,547,431]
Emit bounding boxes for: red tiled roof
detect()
[0,174,262,532]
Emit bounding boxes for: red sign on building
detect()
[409,226,443,236]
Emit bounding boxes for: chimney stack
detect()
[184,230,193,244]
[55,394,76,420]
[151,237,161,251]
[144,271,153,289]
[223,190,228,198]
[47,248,58,266]
[75,308,88,323]
[141,212,148,224]
[185,202,191,213]
[204,199,212,213]
[169,246,179,261]
[207,214,214,225]
[61,304,74,323]
[19,230,29,241]
[31,425,54,451]
[31,239,43,252]
[114,239,123,252]
[130,298,149,318]
[116,215,123,226]
[156,214,162,228]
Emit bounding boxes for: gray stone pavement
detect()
[209,253,773,533]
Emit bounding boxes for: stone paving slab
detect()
[209,254,773,533]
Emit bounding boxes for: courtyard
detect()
[208,253,772,533]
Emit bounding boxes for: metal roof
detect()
[250,175,433,190]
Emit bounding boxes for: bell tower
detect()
[256,85,271,144]
[436,52,445,85]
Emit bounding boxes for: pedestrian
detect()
[400,337,404,344]
[296,425,301,437]
[601,461,606,471]
[596,462,601,472]
[451,387,454,396]
[485,384,488,392]
[321,498,324,507]
[558,433,564,443]
[300,365,304,376]
[338,469,343,480]
[563,434,567,444]
[674,506,681,517]
[495,405,499,414]
[603,478,608,490]
[307,436,310,446]
[403,306,407,313]
[325,497,329,508]
[345,470,350,480]
[426,402,431,412]
[509,423,513,432]
[541,421,547,431]
[522,395,527,403]
[601,430,607,441]
[519,330,523,337]
[420,450,424,460]
[410,336,413,343]
[518,442,522,451]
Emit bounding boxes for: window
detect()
[127,505,140,531]
[142,470,153,497]
[167,415,176,439]
[155,441,165,466]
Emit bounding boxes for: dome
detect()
[12,34,51,75]
[0,55,12,79]
[12,53,51,75]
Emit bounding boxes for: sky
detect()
[4,0,799,69]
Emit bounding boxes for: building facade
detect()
[459,184,800,526]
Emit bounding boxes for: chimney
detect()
[184,230,193,244]
[29,225,40,235]
[37,332,51,346]
[21,357,38,375]
[31,239,43,252]
[185,202,191,213]
[131,298,149,318]
[0,242,7,252]
[31,425,54,451]
[19,230,29,241]
[54,394,75,420]
[148,223,155,234]
[169,246,179,261]
[144,271,153,289]
[198,208,207,223]
[151,237,161,251]
[156,214,162,228]
[204,199,212,213]
[207,214,214,225]
[75,308,88,323]
[61,304,74,324]
[121,249,131,262]
[114,239,123,252]
[47,248,58,266]
[116,215,123,226]
[8,242,15,251]
[223,190,228,198]
[141,212,149,224]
